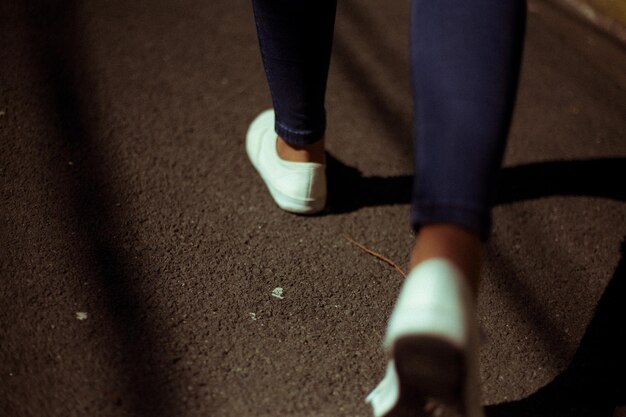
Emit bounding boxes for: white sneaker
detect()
[366,258,484,417]
[245,109,326,214]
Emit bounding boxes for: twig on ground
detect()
[344,235,406,278]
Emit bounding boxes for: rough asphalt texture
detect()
[1,1,625,416]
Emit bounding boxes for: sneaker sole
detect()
[391,335,465,414]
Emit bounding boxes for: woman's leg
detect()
[251,0,336,163]
[409,0,527,284]
[367,2,526,416]
[247,0,335,213]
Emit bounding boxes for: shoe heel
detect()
[393,335,465,408]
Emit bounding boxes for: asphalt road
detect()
[1,0,625,416]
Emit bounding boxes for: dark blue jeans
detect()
[252,0,526,239]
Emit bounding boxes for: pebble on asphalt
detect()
[271,287,284,299]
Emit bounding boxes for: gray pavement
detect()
[1,0,625,416]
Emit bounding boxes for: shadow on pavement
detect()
[24,1,177,415]
[486,236,626,417]
[327,154,626,213]
[326,152,411,213]
[496,158,626,204]
[332,0,412,157]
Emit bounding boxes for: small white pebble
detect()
[271,287,284,299]
[249,312,257,320]
[68,161,74,166]
[76,311,88,320]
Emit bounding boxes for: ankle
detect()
[409,224,483,297]
[276,136,325,164]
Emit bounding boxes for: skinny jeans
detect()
[252,0,526,239]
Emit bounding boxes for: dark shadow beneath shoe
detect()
[325,152,411,214]
[325,153,625,215]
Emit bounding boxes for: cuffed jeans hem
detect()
[275,121,325,146]
[410,201,492,241]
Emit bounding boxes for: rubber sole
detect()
[266,180,326,214]
[391,335,466,414]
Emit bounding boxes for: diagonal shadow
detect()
[485,235,626,417]
[337,0,408,76]
[23,1,177,415]
[332,0,413,158]
[326,154,626,213]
